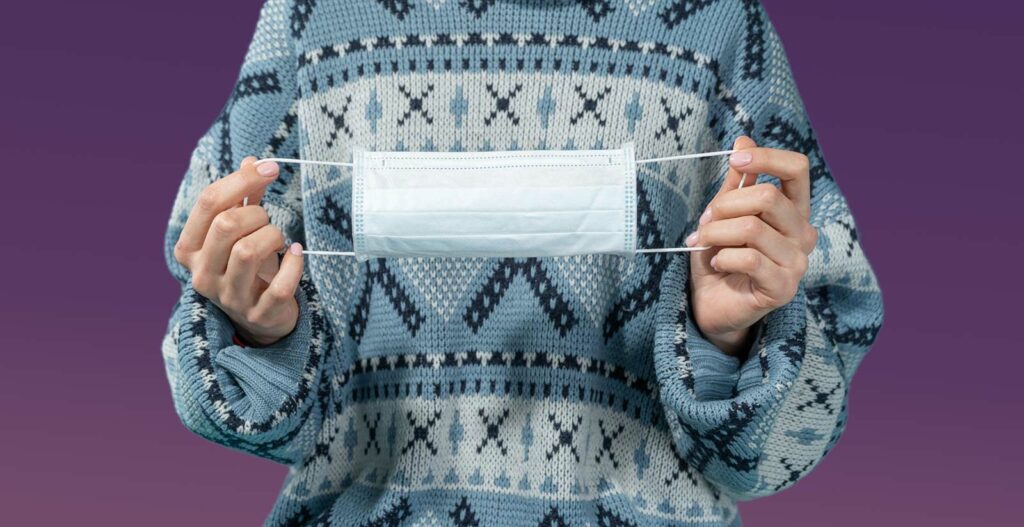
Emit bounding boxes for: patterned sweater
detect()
[162,1,883,526]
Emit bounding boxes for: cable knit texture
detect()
[162,1,883,525]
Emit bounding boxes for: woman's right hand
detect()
[173,157,304,346]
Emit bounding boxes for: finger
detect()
[686,231,719,278]
[696,216,802,268]
[254,242,304,317]
[224,225,286,308]
[692,137,759,278]
[710,248,794,304]
[240,157,276,207]
[256,252,281,284]
[196,206,271,276]
[728,145,811,217]
[717,136,759,198]
[177,158,280,255]
[709,184,806,239]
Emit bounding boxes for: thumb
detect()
[257,242,304,315]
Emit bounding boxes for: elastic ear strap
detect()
[301,250,356,256]
[256,158,355,168]
[635,246,710,253]
[636,150,734,254]
[249,159,355,254]
[635,149,735,164]
[243,159,354,207]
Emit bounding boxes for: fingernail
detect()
[699,207,712,225]
[685,231,699,247]
[710,255,718,269]
[729,151,753,167]
[256,161,279,177]
[289,242,303,256]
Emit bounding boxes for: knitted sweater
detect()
[162,1,883,525]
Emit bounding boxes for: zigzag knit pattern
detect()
[162,1,883,525]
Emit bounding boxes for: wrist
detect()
[704,325,757,357]
[233,321,292,348]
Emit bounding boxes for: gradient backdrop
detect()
[1,1,1020,525]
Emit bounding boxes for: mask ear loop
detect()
[252,158,358,256]
[242,159,355,207]
[634,150,741,254]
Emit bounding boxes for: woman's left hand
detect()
[687,136,818,356]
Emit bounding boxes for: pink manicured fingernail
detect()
[289,242,303,256]
[710,255,718,269]
[729,151,753,167]
[256,161,279,177]
[685,231,699,247]
[699,208,712,225]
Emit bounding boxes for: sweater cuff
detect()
[182,282,317,424]
[684,311,743,400]
[214,301,314,424]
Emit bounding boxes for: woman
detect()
[163,1,882,525]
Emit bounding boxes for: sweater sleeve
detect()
[161,0,334,465]
[652,2,884,499]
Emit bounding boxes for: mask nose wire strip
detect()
[255,150,751,257]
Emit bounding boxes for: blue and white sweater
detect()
[162,1,883,525]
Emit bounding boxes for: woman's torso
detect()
[268,1,747,525]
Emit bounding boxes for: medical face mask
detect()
[258,144,740,260]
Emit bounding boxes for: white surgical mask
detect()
[258,144,740,260]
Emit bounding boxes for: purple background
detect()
[1,1,1019,524]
